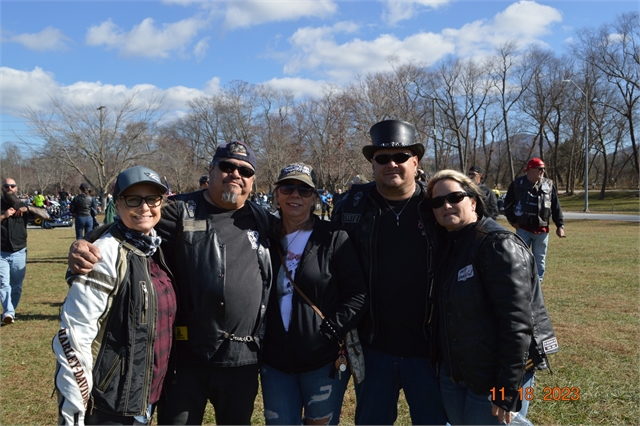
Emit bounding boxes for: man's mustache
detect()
[223,176,245,188]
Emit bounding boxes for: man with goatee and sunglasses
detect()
[68,141,272,425]
[332,120,447,425]
[1,178,49,325]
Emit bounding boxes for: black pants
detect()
[156,364,259,425]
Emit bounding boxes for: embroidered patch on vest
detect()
[353,191,363,207]
[542,337,559,353]
[183,220,207,232]
[186,200,197,218]
[342,213,361,223]
[247,230,259,249]
[174,326,188,341]
[457,264,474,281]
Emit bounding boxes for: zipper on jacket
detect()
[97,348,126,391]
[140,281,149,324]
[141,256,156,416]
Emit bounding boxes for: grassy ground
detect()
[1,218,638,425]
[557,190,639,213]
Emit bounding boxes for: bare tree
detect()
[21,93,165,207]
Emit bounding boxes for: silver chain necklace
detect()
[382,196,412,226]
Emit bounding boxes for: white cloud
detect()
[382,0,452,26]
[8,27,71,52]
[86,16,209,59]
[0,67,215,118]
[260,77,326,99]
[283,22,454,82]
[444,1,562,57]
[281,1,562,82]
[223,0,337,29]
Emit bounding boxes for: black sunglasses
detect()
[373,152,414,165]
[216,161,255,178]
[2,184,17,189]
[279,184,315,198]
[119,195,163,208]
[429,191,469,209]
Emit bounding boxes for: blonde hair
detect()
[427,169,488,218]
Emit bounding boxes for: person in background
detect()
[199,174,209,190]
[504,158,565,283]
[320,190,332,220]
[103,194,116,225]
[427,169,556,425]
[1,178,50,325]
[70,183,98,240]
[332,119,446,425]
[260,163,366,425]
[32,191,46,208]
[53,166,175,425]
[467,166,499,219]
[68,141,273,425]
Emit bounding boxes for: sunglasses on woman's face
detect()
[216,161,256,178]
[279,184,315,198]
[429,191,469,209]
[372,152,413,165]
[119,195,163,208]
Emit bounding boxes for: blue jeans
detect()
[0,248,27,318]
[518,369,536,418]
[75,215,94,240]
[261,362,349,425]
[354,346,446,425]
[440,368,535,426]
[516,228,549,282]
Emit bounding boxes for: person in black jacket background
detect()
[427,169,556,425]
[261,163,366,425]
[70,183,98,240]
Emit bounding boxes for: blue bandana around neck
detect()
[114,218,162,257]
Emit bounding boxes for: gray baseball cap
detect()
[113,166,167,198]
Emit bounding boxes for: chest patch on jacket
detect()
[247,230,259,249]
[457,264,474,282]
[342,213,361,223]
[183,219,207,232]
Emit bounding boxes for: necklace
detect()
[382,196,412,226]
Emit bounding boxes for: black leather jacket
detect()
[159,191,272,366]
[332,181,442,345]
[262,217,366,374]
[432,216,556,412]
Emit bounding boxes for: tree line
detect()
[2,12,637,207]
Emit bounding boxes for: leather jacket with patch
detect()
[159,191,272,366]
[431,216,557,412]
[504,176,564,229]
[332,181,442,345]
[53,226,173,424]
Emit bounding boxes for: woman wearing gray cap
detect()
[53,165,176,425]
[260,163,366,425]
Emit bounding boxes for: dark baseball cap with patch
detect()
[113,166,167,198]
[211,141,257,171]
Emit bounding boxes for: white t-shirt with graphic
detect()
[277,229,312,331]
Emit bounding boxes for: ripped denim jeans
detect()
[261,361,349,425]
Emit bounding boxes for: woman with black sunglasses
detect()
[260,163,366,425]
[53,166,176,425]
[426,169,556,426]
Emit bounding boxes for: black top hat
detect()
[363,119,425,161]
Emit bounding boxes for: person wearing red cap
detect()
[504,158,565,283]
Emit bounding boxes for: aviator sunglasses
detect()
[279,184,315,198]
[372,152,413,165]
[119,195,163,208]
[216,161,256,178]
[429,191,469,209]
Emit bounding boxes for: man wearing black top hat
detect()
[333,120,446,425]
[467,165,499,219]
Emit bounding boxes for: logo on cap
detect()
[281,164,312,177]
[228,142,248,157]
[145,171,162,184]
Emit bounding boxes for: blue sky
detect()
[1,0,636,145]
